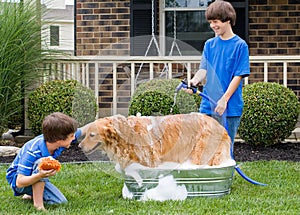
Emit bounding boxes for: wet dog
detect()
[79,113,231,169]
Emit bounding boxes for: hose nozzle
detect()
[175,79,198,94]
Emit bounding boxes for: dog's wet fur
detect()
[79,113,231,169]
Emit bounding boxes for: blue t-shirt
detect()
[199,35,250,117]
[6,129,82,196]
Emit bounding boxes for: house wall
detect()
[248,0,300,98]
[42,0,66,9]
[75,0,300,115]
[249,0,299,56]
[42,3,74,54]
[42,20,74,53]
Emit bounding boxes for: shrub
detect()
[129,79,201,116]
[238,82,300,146]
[27,80,97,135]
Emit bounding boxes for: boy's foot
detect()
[35,206,46,211]
[22,194,32,200]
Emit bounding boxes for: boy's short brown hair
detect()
[42,112,78,143]
[205,0,236,26]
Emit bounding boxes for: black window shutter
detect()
[130,0,158,56]
[228,0,249,43]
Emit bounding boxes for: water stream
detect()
[170,92,177,114]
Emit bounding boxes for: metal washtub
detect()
[122,164,235,199]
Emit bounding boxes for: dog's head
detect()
[79,117,117,155]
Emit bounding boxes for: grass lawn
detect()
[0,160,299,215]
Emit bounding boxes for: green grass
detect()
[0,161,299,215]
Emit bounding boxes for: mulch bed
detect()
[1,141,299,164]
[233,141,300,162]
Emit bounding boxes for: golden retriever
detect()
[79,113,231,169]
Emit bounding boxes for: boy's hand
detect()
[39,169,56,178]
[182,79,197,95]
[215,96,228,115]
[181,88,194,95]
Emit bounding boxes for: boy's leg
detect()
[226,116,241,157]
[43,181,67,204]
[22,177,68,205]
[32,181,46,210]
[226,116,241,143]
[14,158,67,208]
[31,158,67,205]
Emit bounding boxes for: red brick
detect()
[269,0,288,4]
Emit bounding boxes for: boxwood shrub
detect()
[238,82,300,146]
[129,79,201,116]
[27,80,97,135]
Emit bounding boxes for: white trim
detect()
[42,55,300,117]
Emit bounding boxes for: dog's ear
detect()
[103,125,117,139]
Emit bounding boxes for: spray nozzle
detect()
[174,79,198,94]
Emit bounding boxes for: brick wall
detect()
[76,0,131,116]
[248,0,300,98]
[249,0,299,55]
[76,0,130,56]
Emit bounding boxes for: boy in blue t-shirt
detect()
[184,0,250,144]
[6,112,89,211]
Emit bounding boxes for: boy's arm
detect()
[16,169,56,188]
[215,76,242,115]
[72,122,94,144]
[190,69,207,86]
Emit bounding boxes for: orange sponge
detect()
[38,157,61,172]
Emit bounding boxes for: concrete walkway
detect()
[287,127,300,142]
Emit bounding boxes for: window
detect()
[162,0,248,55]
[50,25,59,46]
[131,0,248,56]
[165,0,212,8]
[163,0,215,55]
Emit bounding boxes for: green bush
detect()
[27,80,97,135]
[238,82,300,146]
[129,79,201,116]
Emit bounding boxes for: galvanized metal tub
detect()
[122,163,236,200]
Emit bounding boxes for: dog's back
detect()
[110,113,231,167]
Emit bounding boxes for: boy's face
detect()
[208,19,231,37]
[58,133,75,149]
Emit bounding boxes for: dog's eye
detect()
[90,132,95,137]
